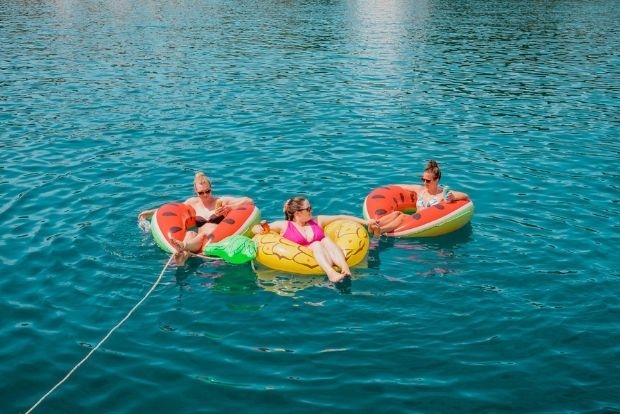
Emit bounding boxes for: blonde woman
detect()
[139,172,253,265]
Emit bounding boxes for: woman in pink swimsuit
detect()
[253,196,377,283]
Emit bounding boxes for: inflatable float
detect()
[252,219,370,274]
[362,185,474,237]
[150,202,261,254]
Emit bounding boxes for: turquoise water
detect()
[2,0,619,412]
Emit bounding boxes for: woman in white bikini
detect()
[372,160,470,236]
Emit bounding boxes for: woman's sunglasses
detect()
[197,189,212,195]
[420,177,434,184]
[299,206,312,212]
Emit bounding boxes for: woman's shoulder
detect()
[269,220,288,232]
[184,196,200,205]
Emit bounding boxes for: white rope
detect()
[25,254,175,414]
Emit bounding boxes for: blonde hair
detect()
[283,196,308,221]
[193,172,212,192]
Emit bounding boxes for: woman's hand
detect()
[138,210,154,221]
[444,190,467,202]
[252,221,271,235]
[214,206,231,217]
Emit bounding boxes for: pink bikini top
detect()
[282,220,325,246]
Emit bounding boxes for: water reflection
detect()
[254,269,332,297]
[254,267,364,296]
[369,223,473,264]
[364,223,475,281]
[173,258,258,296]
[168,222,473,298]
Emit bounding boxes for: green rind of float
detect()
[241,208,262,238]
[401,201,474,238]
[150,212,174,254]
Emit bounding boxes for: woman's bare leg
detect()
[180,230,207,253]
[310,242,345,282]
[378,211,405,234]
[169,237,192,266]
[168,230,208,266]
[320,237,351,276]
[197,223,218,237]
[368,220,381,238]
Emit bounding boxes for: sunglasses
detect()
[197,189,212,195]
[299,206,312,212]
[420,177,434,184]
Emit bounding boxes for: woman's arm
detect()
[219,196,253,209]
[317,214,374,228]
[252,220,286,235]
[138,209,156,221]
[443,188,469,202]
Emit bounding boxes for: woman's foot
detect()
[327,269,350,283]
[174,250,191,266]
[169,238,191,266]
[169,237,187,251]
[368,222,381,239]
[327,271,344,283]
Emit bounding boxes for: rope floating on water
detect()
[25,254,175,414]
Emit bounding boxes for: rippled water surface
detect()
[2,0,619,413]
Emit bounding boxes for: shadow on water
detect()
[172,258,259,296]
[414,222,474,249]
[169,225,474,297]
[367,223,474,269]
[168,256,349,298]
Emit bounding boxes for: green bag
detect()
[202,235,257,264]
